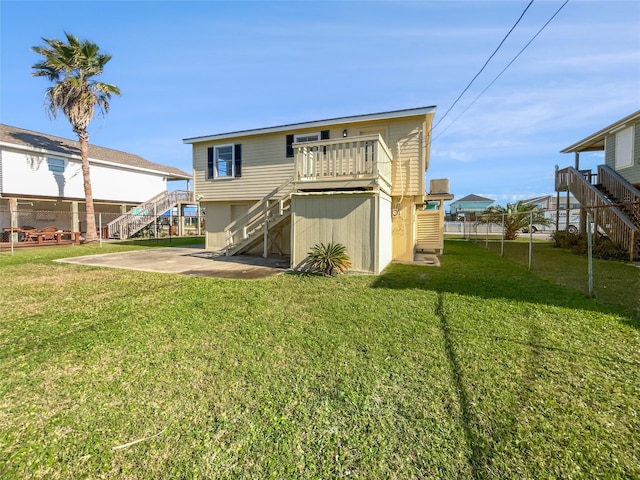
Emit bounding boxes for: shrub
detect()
[552,231,628,261]
[304,242,352,276]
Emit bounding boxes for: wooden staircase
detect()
[555,165,640,261]
[107,190,194,240]
[224,178,294,257]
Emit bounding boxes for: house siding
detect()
[291,192,377,273]
[388,118,426,197]
[1,147,166,203]
[194,134,294,202]
[377,191,393,272]
[192,114,430,203]
[604,122,640,186]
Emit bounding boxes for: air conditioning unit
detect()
[429,178,450,194]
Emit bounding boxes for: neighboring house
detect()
[184,106,453,274]
[449,194,494,218]
[521,194,581,233]
[0,124,192,237]
[522,194,579,211]
[557,110,640,260]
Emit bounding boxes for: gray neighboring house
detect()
[556,110,640,261]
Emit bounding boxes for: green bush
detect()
[552,231,628,261]
[304,242,352,276]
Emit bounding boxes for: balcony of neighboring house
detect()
[292,134,393,193]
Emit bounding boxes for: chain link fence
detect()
[445,203,639,297]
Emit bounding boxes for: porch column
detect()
[574,152,580,170]
[71,201,80,233]
[9,198,18,242]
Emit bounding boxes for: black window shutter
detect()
[234,144,242,177]
[207,147,214,179]
[286,134,294,158]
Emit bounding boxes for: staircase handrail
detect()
[107,190,195,239]
[597,165,640,226]
[225,197,292,256]
[224,177,294,252]
[557,166,639,260]
[224,177,294,235]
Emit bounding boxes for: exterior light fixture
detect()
[342,129,348,137]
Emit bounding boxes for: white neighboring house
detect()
[0,124,191,234]
[522,194,581,233]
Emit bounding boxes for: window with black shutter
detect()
[208,144,241,179]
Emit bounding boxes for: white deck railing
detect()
[107,190,194,239]
[293,134,392,185]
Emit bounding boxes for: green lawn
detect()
[1,239,638,479]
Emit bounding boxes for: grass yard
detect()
[1,239,638,479]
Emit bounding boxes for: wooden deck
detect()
[0,240,77,250]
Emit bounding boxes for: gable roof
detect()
[183,106,437,144]
[0,124,191,180]
[561,109,640,153]
[452,194,495,203]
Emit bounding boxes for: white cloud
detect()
[431,149,473,162]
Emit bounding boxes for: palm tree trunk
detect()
[79,132,99,243]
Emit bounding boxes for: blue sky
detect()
[1,0,639,206]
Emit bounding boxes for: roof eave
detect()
[1,139,191,179]
[560,109,640,154]
[183,106,437,144]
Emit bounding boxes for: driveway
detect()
[56,246,290,279]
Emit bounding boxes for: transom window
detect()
[294,132,320,143]
[214,145,234,178]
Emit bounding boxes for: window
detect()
[294,132,320,143]
[207,144,242,179]
[47,157,65,174]
[286,130,330,157]
[215,145,233,178]
[615,126,634,169]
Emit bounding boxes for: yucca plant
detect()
[304,242,352,276]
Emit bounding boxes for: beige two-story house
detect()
[184,107,451,274]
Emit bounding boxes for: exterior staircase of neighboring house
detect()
[107,190,194,240]
[224,178,294,257]
[555,165,640,261]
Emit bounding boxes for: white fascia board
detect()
[183,106,437,144]
[0,140,189,179]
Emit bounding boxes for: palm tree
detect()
[31,32,120,243]
[479,201,551,240]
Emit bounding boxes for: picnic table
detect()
[27,231,81,245]
[1,227,81,245]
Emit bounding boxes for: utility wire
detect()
[431,0,535,132]
[433,0,569,142]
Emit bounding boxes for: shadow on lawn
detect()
[435,292,546,479]
[372,255,639,330]
[372,245,639,476]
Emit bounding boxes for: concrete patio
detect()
[55,246,290,279]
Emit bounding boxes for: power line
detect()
[431,0,535,132]
[433,0,569,142]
